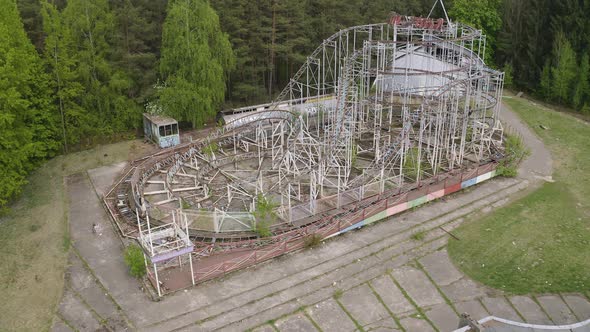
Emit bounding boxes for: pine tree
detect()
[0,0,57,208]
[538,60,552,99]
[111,0,167,104]
[503,62,514,89]
[159,0,235,127]
[573,52,590,110]
[550,32,577,104]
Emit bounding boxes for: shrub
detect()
[254,220,272,238]
[410,230,426,241]
[202,142,219,157]
[253,194,277,238]
[124,244,146,278]
[303,233,323,248]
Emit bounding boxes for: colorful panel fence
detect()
[328,167,498,238]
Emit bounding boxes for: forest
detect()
[1,0,589,209]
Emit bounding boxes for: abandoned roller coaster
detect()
[104,7,506,296]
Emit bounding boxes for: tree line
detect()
[1,0,588,209]
[494,0,590,111]
[1,0,234,208]
[211,0,441,105]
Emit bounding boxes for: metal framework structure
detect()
[104,8,505,295]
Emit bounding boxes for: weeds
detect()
[497,134,529,177]
[124,244,146,278]
[303,233,323,248]
[253,194,277,238]
[333,288,343,299]
[410,230,426,241]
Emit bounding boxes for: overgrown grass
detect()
[497,134,530,177]
[448,97,590,294]
[124,244,147,278]
[0,140,152,330]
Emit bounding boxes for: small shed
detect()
[143,113,180,148]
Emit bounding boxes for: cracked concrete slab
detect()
[440,278,488,303]
[399,316,435,332]
[391,266,445,307]
[425,303,459,332]
[65,252,129,330]
[57,289,103,331]
[338,284,391,328]
[274,312,317,332]
[481,297,523,322]
[454,300,490,321]
[306,298,356,332]
[419,249,463,286]
[252,325,277,332]
[509,296,552,325]
[51,317,74,332]
[363,317,400,331]
[536,295,578,324]
[562,295,590,320]
[369,275,414,315]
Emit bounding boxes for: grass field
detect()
[448,97,590,294]
[0,140,152,331]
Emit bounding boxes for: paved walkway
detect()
[51,104,590,332]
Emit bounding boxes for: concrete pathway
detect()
[50,104,590,332]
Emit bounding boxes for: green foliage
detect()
[497,134,529,177]
[403,147,427,181]
[253,194,277,238]
[497,0,590,107]
[202,142,219,157]
[111,0,167,105]
[41,0,141,148]
[16,0,45,52]
[212,0,431,104]
[538,61,552,100]
[254,220,273,238]
[351,144,358,168]
[449,0,503,64]
[0,0,58,208]
[550,32,577,103]
[181,198,191,209]
[124,244,146,278]
[573,53,590,110]
[159,0,235,128]
[502,62,513,89]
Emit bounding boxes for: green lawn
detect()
[0,140,152,331]
[448,97,590,294]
